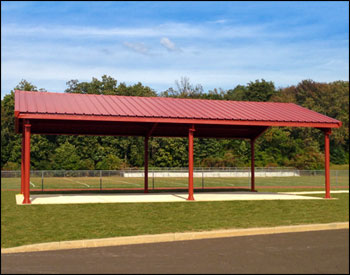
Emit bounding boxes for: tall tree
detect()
[51,141,81,170]
[1,80,42,169]
[271,80,349,164]
[161,76,203,98]
[243,79,276,102]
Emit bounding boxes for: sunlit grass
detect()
[1,190,348,248]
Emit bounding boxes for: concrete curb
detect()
[2,222,348,254]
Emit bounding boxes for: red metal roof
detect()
[15,90,341,128]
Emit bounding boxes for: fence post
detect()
[152,171,154,190]
[202,172,204,189]
[100,170,102,191]
[41,171,44,192]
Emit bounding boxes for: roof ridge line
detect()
[15,90,296,104]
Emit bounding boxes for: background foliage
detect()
[1,76,348,170]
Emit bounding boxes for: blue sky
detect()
[1,1,349,98]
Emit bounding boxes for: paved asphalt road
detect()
[1,229,349,274]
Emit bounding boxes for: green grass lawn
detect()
[1,189,348,248]
[2,172,349,190]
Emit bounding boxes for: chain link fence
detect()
[1,168,349,191]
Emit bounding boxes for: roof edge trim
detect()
[17,113,342,128]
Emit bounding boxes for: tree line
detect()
[1,76,348,170]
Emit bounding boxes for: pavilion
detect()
[14,90,342,204]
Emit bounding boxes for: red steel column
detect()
[250,138,256,192]
[187,125,195,201]
[23,121,31,204]
[324,129,331,199]
[144,136,149,193]
[21,131,25,194]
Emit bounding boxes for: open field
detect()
[330,164,349,170]
[1,189,348,248]
[2,172,349,191]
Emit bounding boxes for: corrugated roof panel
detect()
[70,94,85,115]
[137,97,161,117]
[119,96,140,116]
[14,90,341,126]
[170,98,198,118]
[43,92,56,114]
[152,97,182,118]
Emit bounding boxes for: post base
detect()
[22,199,31,204]
[187,196,195,201]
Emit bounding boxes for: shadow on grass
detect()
[31,188,252,195]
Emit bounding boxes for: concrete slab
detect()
[15,191,323,205]
[279,190,349,195]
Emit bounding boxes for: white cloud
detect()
[2,23,203,39]
[2,22,290,40]
[123,42,150,55]
[1,20,348,99]
[160,37,181,52]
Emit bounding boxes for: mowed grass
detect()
[2,173,349,190]
[1,189,348,248]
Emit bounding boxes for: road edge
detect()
[2,222,349,254]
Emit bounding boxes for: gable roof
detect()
[15,90,341,129]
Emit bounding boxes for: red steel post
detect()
[251,138,255,192]
[21,131,25,194]
[23,121,31,204]
[144,136,149,193]
[187,125,195,201]
[324,129,331,199]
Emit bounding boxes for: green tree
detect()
[116,82,157,97]
[1,80,42,169]
[51,142,81,170]
[271,80,349,165]
[96,154,123,170]
[65,75,118,95]
[66,75,157,97]
[78,159,95,170]
[225,85,248,101]
[129,142,144,167]
[243,79,276,101]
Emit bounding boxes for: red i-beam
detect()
[23,121,31,204]
[324,129,331,199]
[21,131,25,194]
[187,125,195,201]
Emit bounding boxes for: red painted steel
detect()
[21,132,24,194]
[14,90,342,204]
[14,90,342,129]
[251,139,255,192]
[187,125,195,201]
[23,121,31,204]
[324,129,331,199]
[147,123,158,137]
[144,136,149,193]
[16,113,341,129]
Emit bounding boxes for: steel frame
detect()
[17,120,336,203]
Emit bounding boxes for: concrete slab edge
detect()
[2,222,348,254]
